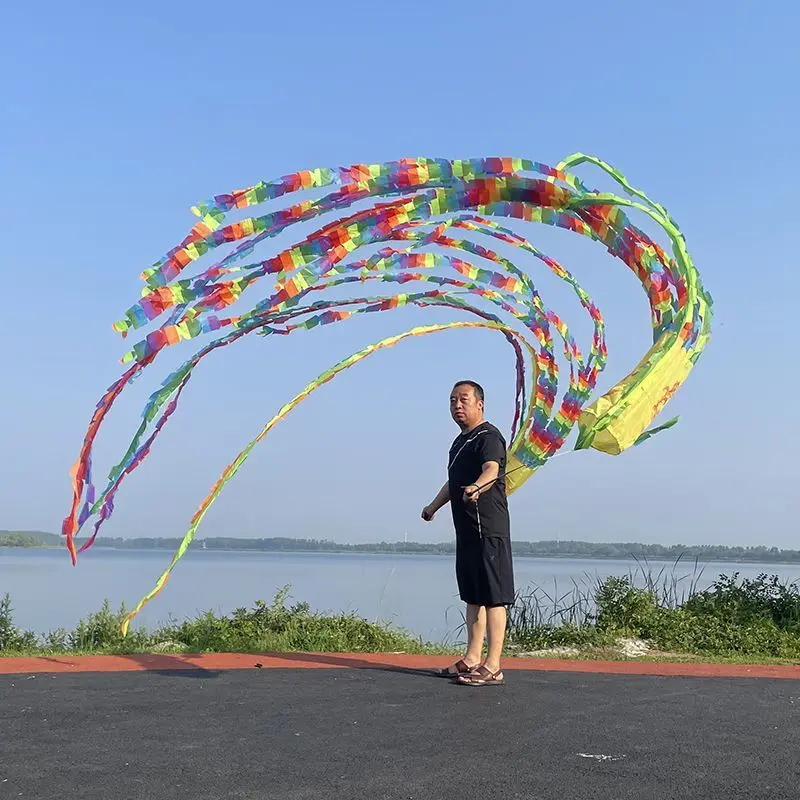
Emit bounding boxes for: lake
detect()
[3,548,800,644]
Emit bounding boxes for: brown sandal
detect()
[456,665,504,686]
[436,659,478,678]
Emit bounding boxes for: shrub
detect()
[67,600,151,652]
[684,573,800,632]
[0,594,38,652]
[590,573,800,658]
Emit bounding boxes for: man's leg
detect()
[438,603,485,675]
[484,604,507,673]
[456,538,512,684]
[464,603,486,665]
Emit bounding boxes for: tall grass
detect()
[0,587,443,656]
[506,556,706,651]
[507,562,800,659]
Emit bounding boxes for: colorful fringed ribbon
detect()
[59,154,712,634]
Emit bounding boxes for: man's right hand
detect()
[421,505,435,522]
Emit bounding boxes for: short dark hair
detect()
[452,380,484,403]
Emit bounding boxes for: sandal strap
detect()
[439,659,473,675]
[458,666,504,684]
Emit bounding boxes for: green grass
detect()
[0,587,447,657]
[4,568,800,663]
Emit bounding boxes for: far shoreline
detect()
[4,544,800,569]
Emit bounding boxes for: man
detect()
[422,380,514,686]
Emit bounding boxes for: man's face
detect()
[450,384,483,429]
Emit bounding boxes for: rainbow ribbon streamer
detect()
[60,154,712,634]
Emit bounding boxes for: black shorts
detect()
[455,536,515,607]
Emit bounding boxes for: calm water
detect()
[3,548,800,644]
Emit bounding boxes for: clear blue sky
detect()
[2,0,796,548]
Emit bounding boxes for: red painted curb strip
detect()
[1,652,800,679]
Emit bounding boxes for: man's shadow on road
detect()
[267,652,446,679]
[121,653,224,679]
[109,652,451,680]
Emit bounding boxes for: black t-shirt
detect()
[447,421,510,541]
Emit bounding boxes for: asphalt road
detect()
[2,665,799,799]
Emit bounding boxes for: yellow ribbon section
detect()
[503,451,535,494]
[555,153,712,456]
[576,333,696,455]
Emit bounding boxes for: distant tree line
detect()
[3,531,800,564]
[0,534,44,548]
[510,540,800,562]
